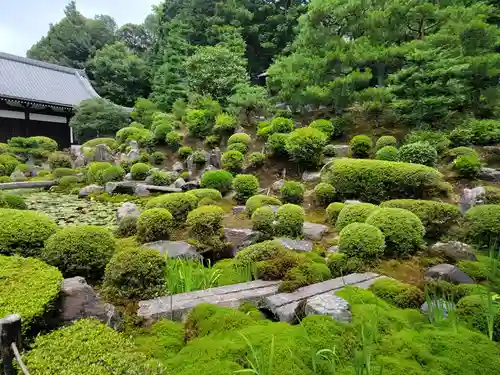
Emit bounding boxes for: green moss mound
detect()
[338,222,385,259]
[0,208,57,257]
[336,202,379,230]
[132,319,185,362]
[146,192,198,223]
[190,188,223,201]
[369,278,424,308]
[456,294,500,341]
[0,255,62,337]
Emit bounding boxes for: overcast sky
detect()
[0,0,162,57]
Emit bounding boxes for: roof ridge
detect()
[0,51,83,75]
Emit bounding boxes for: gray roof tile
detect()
[0,52,99,108]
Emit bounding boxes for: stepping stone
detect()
[304,294,352,323]
[303,222,329,241]
[143,241,202,261]
[425,264,474,284]
[224,228,262,256]
[278,238,313,252]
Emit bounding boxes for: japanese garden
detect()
[2,0,500,374]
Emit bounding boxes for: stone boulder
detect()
[303,294,352,323]
[172,161,184,173]
[116,202,140,224]
[332,145,350,157]
[124,172,133,181]
[303,222,329,241]
[134,184,150,197]
[181,180,201,191]
[420,299,452,319]
[478,167,500,181]
[10,170,27,181]
[429,241,477,262]
[271,179,285,193]
[78,185,104,198]
[94,144,113,162]
[224,228,262,257]
[459,186,485,214]
[59,277,120,330]
[143,240,202,261]
[232,206,246,215]
[425,264,474,284]
[302,171,321,183]
[278,238,313,252]
[174,178,186,189]
[74,154,86,168]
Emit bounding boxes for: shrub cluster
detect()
[227,142,248,154]
[150,170,176,186]
[274,204,305,238]
[200,170,234,195]
[350,135,373,158]
[450,119,500,146]
[405,131,450,154]
[247,152,266,168]
[280,181,305,204]
[221,150,244,172]
[271,117,294,133]
[313,183,336,207]
[369,278,425,308]
[86,162,112,185]
[398,141,438,166]
[178,146,193,160]
[233,174,259,204]
[214,113,237,135]
[285,127,327,167]
[136,208,173,243]
[310,119,334,138]
[48,152,71,169]
[101,165,125,184]
[266,133,289,157]
[336,203,379,230]
[245,195,282,216]
[452,154,482,178]
[338,223,385,259]
[235,240,286,265]
[146,192,197,223]
[115,215,137,238]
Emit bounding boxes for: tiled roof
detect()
[0,52,100,108]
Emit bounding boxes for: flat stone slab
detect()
[106,181,182,195]
[265,272,384,322]
[0,181,56,190]
[425,264,474,284]
[224,228,261,256]
[278,238,313,252]
[304,294,352,323]
[143,241,202,261]
[138,280,281,322]
[303,222,329,241]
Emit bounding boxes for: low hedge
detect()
[322,158,450,203]
[146,192,198,224]
[137,208,173,243]
[463,205,500,248]
[245,195,282,217]
[43,225,115,282]
[0,255,62,338]
[336,203,379,230]
[274,204,305,238]
[380,199,460,238]
[369,278,424,309]
[0,209,57,257]
[338,223,385,259]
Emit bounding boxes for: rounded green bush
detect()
[227,142,248,154]
[190,189,223,201]
[369,278,424,308]
[222,150,244,172]
[0,209,57,257]
[146,192,198,223]
[137,208,173,243]
[310,119,334,138]
[285,127,327,167]
[464,205,500,247]
[130,162,151,180]
[380,199,461,238]
[43,225,115,282]
[247,152,266,168]
[398,142,438,166]
[235,240,286,265]
[178,146,193,160]
[275,204,305,238]
[257,125,273,139]
[102,165,125,183]
[366,208,425,255]
[0,176,12,183]
[0,193,27,210]
[82,138,117,150]
[54,168,76,178]
[29,136,58,152]
[166,131,183,149]
[150,170,176,186]
[251,207,275,237]
[86,162,112,184]
[336,203,379,230]
[47,152,71,170]
[266,133,289,157]
[117,126,152,145]
[187,205,225,240]
[228,133,251,146]
[326,202,345,224]
[453,154,482,178]
[115,215,137,238]
[375,146,399,161]
[200,170,234,195]
[405,130,450,154]
[280,261,331,292]
[376,136,397,150]
[457,295,500,342]
[338,223,385,259]
[271,117,294,133]
[350,135,373,158]
[245,195,282,217]
[233,174,260,204]
[0,255,62,338]
[313,183,336,207]
[103,247,166,302]
[280,181,305,204]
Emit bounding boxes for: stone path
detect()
[138,272,384,323]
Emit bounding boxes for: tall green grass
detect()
[164,259,221,295]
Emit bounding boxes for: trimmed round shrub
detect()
[0,209,57,257]
[228,133,251,146]
[338,223,385,259]
[485,186,500,205]
[266,133,289,157]
[24,319,150,374]
[43,226,115,282]
[102,247,166,302]
[376,136,397,150]
[29,136,58,152]
[464,205,500,247]
[280,181,305,204]
[178,146,193,160]
[350,135,373,158]
[146,192,198,223]
[398,141,438,166]
[116,126,152,145]
[375,146,399,161]
[369,278,424,308]
[191,189,223,201]
[0,255,62,338]
[47,152,71,170]
[150,170,176,186]
[280,261,331,292]
[257,125,273,139]
[0,193,27,210]
[326,202,345,224]
[187,205,225,240]
[0,154,20,175]
[247,152,266,168]
[200,170,234,195]
[313,183,336,207]
[405,130,450,154]
[380,199,461,238]
[271,117,294,133]
[166,131,182,149]
[285,127,327,167]
[54,168,76,178]
[453,154,482,178]
[336,203,379,230]
[130,163,151,180]
[102,165,125,183]
[87,162,112,184]
[115,215,137,238]
[366,208,425,255]
[275,204,305,238]
[136,208,173,243]
[245,195,282,217]
[0,176,12,183]
[233,174,259,204]
[214,112,237,134]
[235,240,285,265]
[82,138,117,150]
[310,119,334,138]
[222,150,244,172]
[227,142,248,154]
[251,207,275,237]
